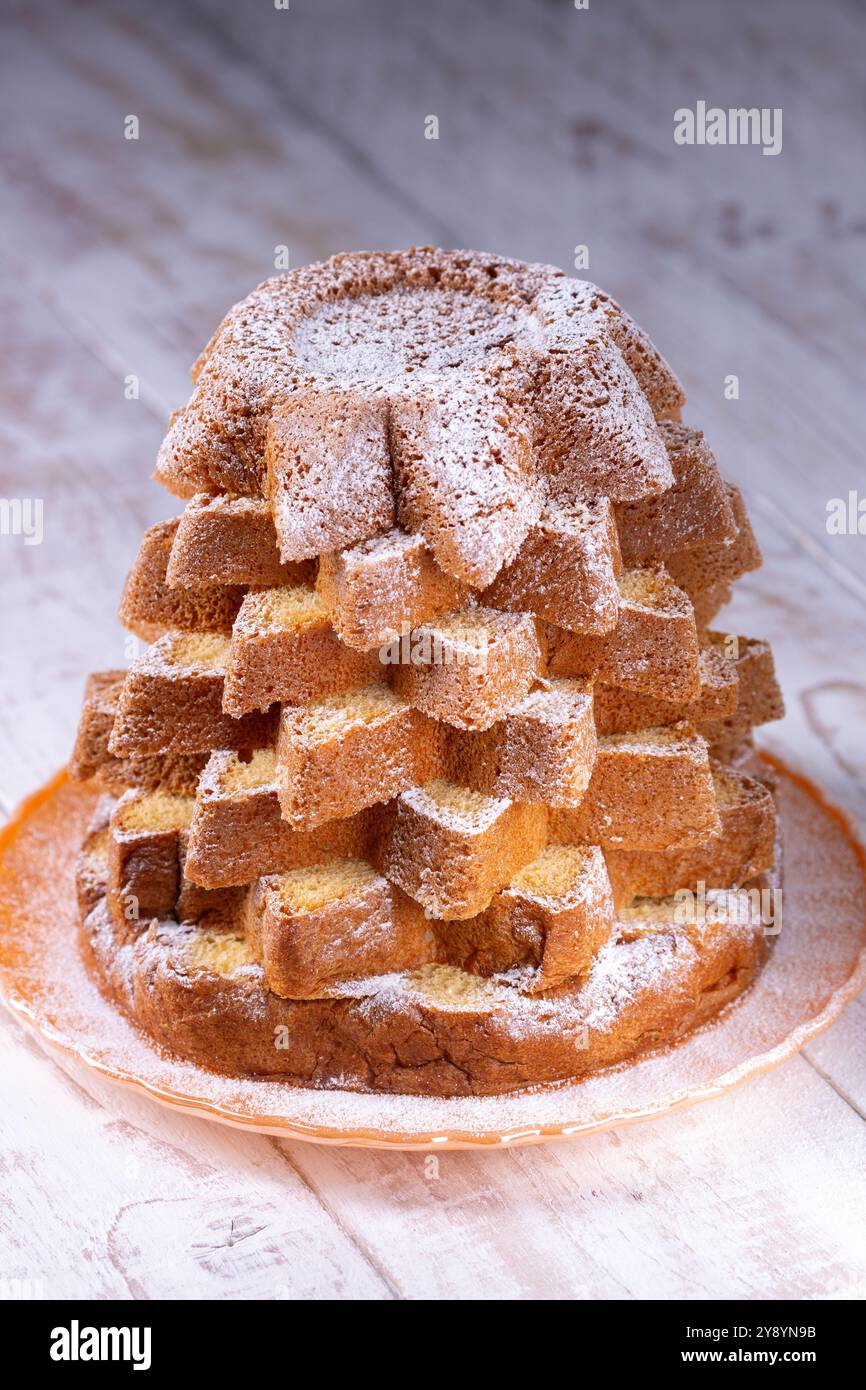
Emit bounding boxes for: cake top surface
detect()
[156,247,685,539]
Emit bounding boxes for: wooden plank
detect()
[4,1000,864,1300]
[0,266,168,811]
[0,1014,390,1300]
[0,0,426,408]
[282,1058,866,1300]
[201,0,866,580]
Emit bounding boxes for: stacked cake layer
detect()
[70,249,784,1095]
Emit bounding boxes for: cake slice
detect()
[118,518,244,640]
[266,390,395,561]
[389,605,544,731]
[482,496,622,634]
[665,484,762,610]
[316,527,468,651]
[698,633,785,758]
[76,796,115,917]
[69,670,209,795]
[167,493,312,589]
[553,722,719,850]
[184,747,369,887]
[390,383,541,587]
[107,790,193,930]
[175,839,247,928]
[593,642,739,735]
[223,585,381,715]
[277,683,428,829]
[445,677,597,807]
[109,633,275,757]
[376,779,548,920]
[244,859,431,998]
[536,335,674,503]
[614,422,737,563]
[690,579,733,629]
[548,566,700,703]
[604,764,777,907]
[438,843,615,992]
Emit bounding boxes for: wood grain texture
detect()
[0,0,863,1301]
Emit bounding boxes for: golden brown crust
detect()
[118,519,245,641]
[67,249,789,1100]
[223,587,381,715]
[167,494,311,589]
[604,765,777,907]
[547,566,700,703]
[389,607,544,731]
[244,865,431,998]
[154,249,681,515]
[614,422,737,564]
[316,529,468,652]
[483,497,621,635]
[375,785,549,920]
[552,723,719,851]
[80,889,766,1097]
[70,673,210,796]
[109,634,276,757]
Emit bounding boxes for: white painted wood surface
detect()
[0,0,864,1300]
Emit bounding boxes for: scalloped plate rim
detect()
[0,760,864,1150]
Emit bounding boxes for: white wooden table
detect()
[0,0,864,1300]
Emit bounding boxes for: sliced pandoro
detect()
[107,789,193,930]
[109,632,276,757]
[69,669,209,796]
[175,833,247,928]
[390,382,540,588]
[75,795,115,917]
[167,493,312,589]
[615,889,768,948]
[593,641,739,736]
[482,496,622,635]
[536,334,674,504]
[665,484,762,610]
[614,421,737,564]
[70,671,128,783]
[277,683,431,830]
[244,858,431,999]
[552,722,719,851]
[398,962,511,1024]
[316,527,468,652]
[175,859,247,929]
[185,747,369,888]
[118,518,245,641]
[389,605,544,731]
[690,579,733,630]
[168,922,258,982]
[604,764,777,908]
[223,585,381,715]
[698,633,785,759]
[376,779,548,920]
[438,843,615,993]
[266,390,395,562]
[547,565,700,703]
[444,677,597,807]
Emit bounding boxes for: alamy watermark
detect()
[674,102,782,157]
[377,621,489,670]
[826,490,865,536]
[50,1321,151,1371]
[0,497,43,545]
[674,881,782,936]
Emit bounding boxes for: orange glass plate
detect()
[0,760,864,1150]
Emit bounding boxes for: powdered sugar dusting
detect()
[5,763,863,1145]
[292,286,544,389]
